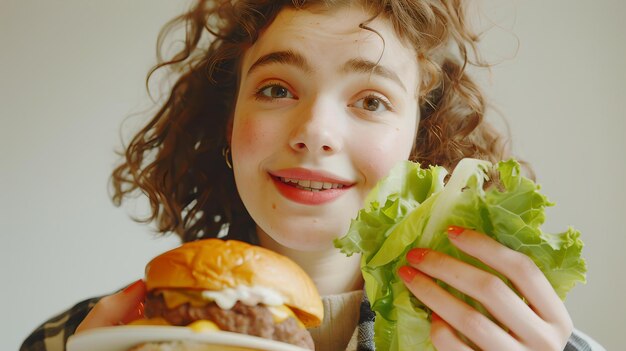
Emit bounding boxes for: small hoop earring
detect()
[222,145,233,169]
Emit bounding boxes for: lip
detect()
[269,168,354,205]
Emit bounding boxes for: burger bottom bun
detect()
[128,341,257,351]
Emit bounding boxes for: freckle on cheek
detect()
[272,203,276,209]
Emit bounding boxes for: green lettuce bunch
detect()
[334,158,586,351]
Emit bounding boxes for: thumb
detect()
[75,279,146,334]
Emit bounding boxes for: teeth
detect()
[279,177,345,191]
[280,177,299,183]
[310,181,323,189]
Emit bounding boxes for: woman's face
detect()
[231,6,419,251]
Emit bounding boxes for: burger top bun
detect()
[145,239,324,328]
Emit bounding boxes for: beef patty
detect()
[144,292,314,350]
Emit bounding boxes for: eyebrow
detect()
[246,50,406,92]
[247,50,313,76]
[342,58,406,92]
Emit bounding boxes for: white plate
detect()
[66,326,310,351]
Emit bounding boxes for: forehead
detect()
[241,6,418,91]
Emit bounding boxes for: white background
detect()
[2,1,624,350]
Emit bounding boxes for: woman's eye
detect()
[256,84,294,100]
[353,95,392,112]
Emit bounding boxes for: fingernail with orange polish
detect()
[398,266,418,283]
[406,248,429,264]
[431,312,442,322]
[447,225,465,239]
[123,279,145,295]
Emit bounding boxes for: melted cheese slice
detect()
[126,317,171,326]
[156,289,304,329]
[159,289,207,308]
[266,305,304,328]
[188,320,220,332]
[127,318,221,333]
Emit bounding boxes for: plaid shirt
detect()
[20,297,99,351]
[20,293,601,351]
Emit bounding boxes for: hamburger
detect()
[130,239,323,350]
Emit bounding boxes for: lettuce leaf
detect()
[334,158,586,351]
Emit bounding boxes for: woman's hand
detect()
[398,226,573,351]
[75,279,146,334]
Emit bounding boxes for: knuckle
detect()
[533,335,565,351]
[459,310,488,335]
[509,252,538,277]
[559,316,574,339]
[479,274,509,298]
[530,324,572,351]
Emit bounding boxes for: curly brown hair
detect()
[110,0,510,243]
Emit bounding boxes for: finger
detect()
[430,313,474,351]
[406,247,546,341]
[398,266,521,351]
[75,279,146,334]
[447,226,569,324]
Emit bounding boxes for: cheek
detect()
[232,114,280,164]
[234,117,261,150]
[356,125,415,187]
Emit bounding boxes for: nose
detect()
[288,98,342,154]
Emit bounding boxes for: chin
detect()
[261,219,347,252]
[244,187,361,251]
[276,233,336,252]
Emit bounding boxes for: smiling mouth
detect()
[275,176,346,192]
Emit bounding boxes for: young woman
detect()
[21,1,604,350]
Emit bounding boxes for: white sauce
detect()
[201,285,284,309]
